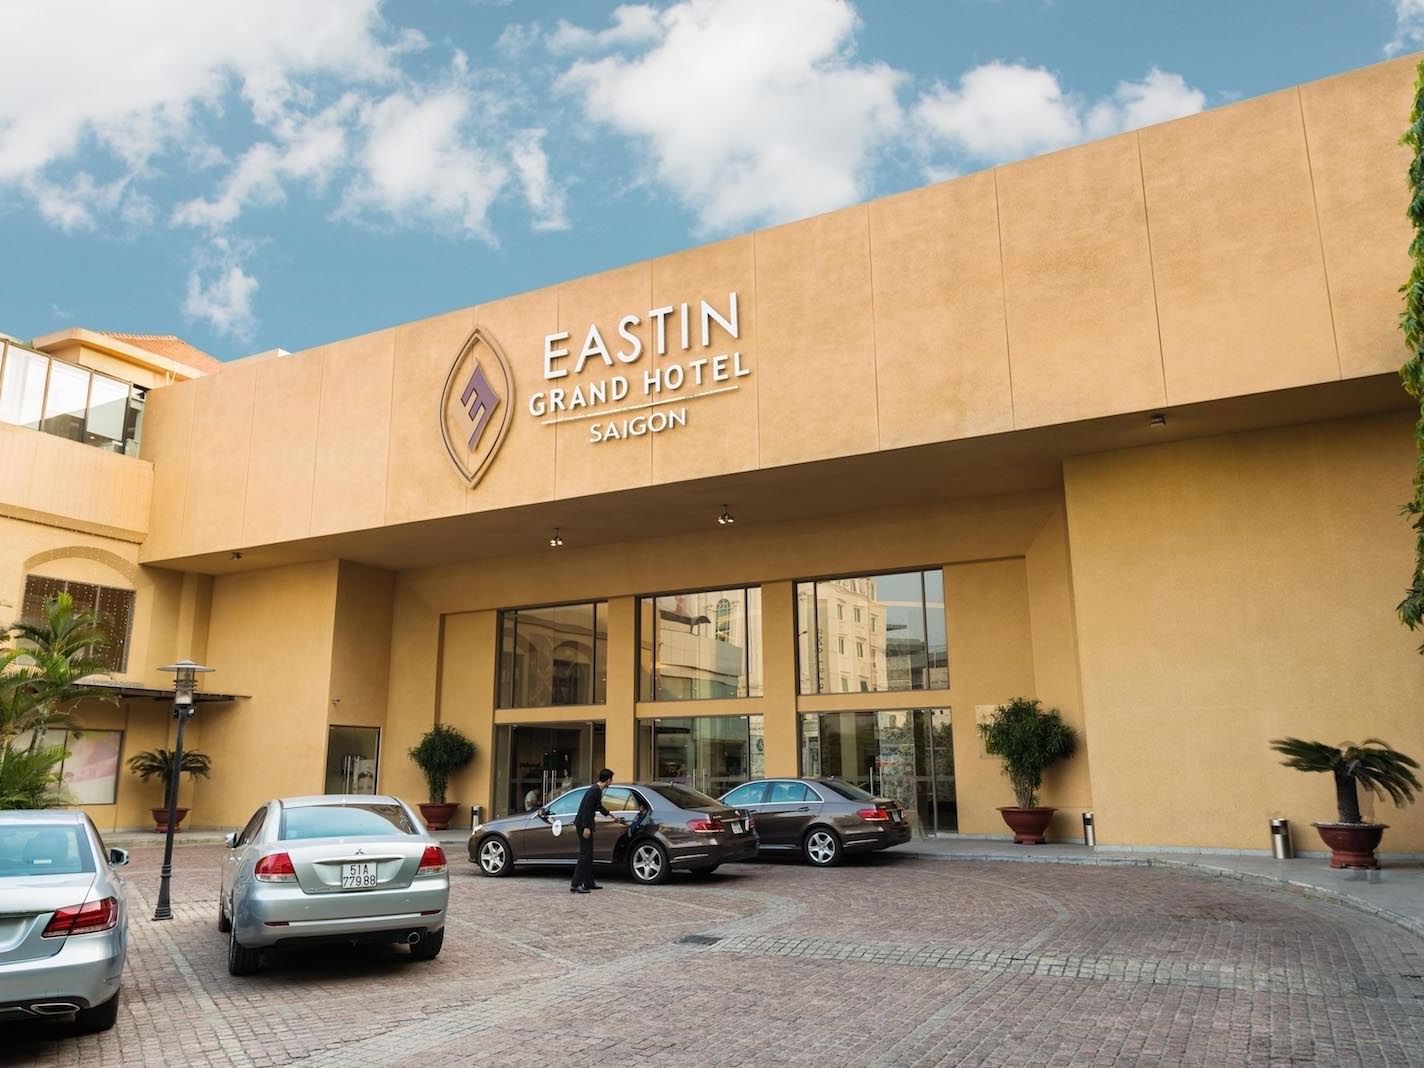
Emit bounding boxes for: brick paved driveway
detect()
[5,843,1423,1066]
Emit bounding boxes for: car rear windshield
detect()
[0,825,93,876]
[815,780,877,802]
[280,804,416,841]
[654,784,724,810]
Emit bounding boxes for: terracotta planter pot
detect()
[1313,821,1387,869]
[151,807,189,834]
[998,806,1055,844]
[419,802,459,831]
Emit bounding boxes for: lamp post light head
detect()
[159,659,214,707]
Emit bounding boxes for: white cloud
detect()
[510,129,569,231]
[914,62,1204,168]
[548,5,662,55]
[184,240,259,340]
[340,89,508,240]
[557,0,904,233]
[1388,0,1424,56]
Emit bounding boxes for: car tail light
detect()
[857,807,892,822]
[42,897,118,938]
[686,817,724,834]
[255,852,297,882]
[417,845,447,875]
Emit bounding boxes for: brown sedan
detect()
[718,778,912,866]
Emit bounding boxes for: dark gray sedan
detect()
[469,782,758,885]
[718,778,912,866]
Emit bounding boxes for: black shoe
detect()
[570,886,590,894]
[587,884,604,890]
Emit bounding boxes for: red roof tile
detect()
[100,332,222,373]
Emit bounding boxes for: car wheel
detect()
[477,835,512,877]
[227,923,262,976]
[803,827,843,867]
[74,990,120,1033]
[217,893,231,933]
[628,841,669,885]
[409,927,444,961]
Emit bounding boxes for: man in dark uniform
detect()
[571,768,614,893]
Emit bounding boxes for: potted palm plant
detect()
[408,724,475,830]
[978,697,1078,844]
[127,748,213,832]
[1269,737,1420,868]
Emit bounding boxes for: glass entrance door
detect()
[800,709,956,835]
[325,726,380,794]
[637,715,765,798]
[492,722,606,818]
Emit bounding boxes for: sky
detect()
[0,0,1415,361]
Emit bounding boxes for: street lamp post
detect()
[152,659,213,922]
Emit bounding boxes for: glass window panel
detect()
[795,581,817,694]
[594,604,608,704]
[638,598,655,701]
[123,387,146,456]
[924,569,949,689]
[84,373,129,451]
[0,345,49,429]
[643,587,760,700]
[41,360,89,441]
[57,729,123,804]
[22,576,133,674]
[721,782,767,806]
[496,602,603,708]
[325,725,380,794]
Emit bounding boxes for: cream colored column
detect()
[603,597,638,780]
[437,611,497,827]
[761,581,798,777]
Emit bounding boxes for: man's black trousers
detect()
[572,830,594,889]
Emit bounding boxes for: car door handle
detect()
[796,807,810,813]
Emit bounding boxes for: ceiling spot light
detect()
[549,528,564,548]
[1149,413,1167,428]
[718,505,735,526]
[229,551,243,561]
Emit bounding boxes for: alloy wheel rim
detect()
[480,840,506,873]
[633,845,662,881]
[808,832,836,863]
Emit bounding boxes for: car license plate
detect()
[891,811,902,823]
[729,820,743,834]
[340,861,377,889]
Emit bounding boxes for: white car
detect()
[0,811,129,1032]
[220,795,449,976]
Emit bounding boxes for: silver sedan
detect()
[0,811,129,1032]
[220,795,449,976]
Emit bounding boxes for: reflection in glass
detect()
[41,360,90,442]
[637,714,764,797]
[796,570,948,694]
[799,709,956,834]
[324,725,380,794]
[640,588,762,700]
[85,373,130,451]
[492,721,606,818]
[498,603,606,708]
[0,345,49,429]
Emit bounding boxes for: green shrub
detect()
[408,724,475,804]
[977,697,1078,809]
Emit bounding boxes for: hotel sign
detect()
[439,327,514,487]
[529,290,748,444]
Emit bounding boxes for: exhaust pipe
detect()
[405,931,421,945]
[30,1002,81,1016]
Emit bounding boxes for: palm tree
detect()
[126,749,213,792]
[0,593,116,809]
[1269,737,1421,823]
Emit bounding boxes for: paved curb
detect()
[897,847,1424,940]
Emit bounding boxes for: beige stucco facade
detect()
[6,55,1422,855]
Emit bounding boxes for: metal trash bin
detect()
[1082,811,1096,847]
[470,804,482,828]
[1270,817,1293,859]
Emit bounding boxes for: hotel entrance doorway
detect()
[492,721,606,818]
[800,709,956,834]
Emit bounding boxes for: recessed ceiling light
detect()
[718,505,735,526]
[549,528,564,548]
[1149,413,1167,428]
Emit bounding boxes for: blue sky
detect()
[0,0,1413,361]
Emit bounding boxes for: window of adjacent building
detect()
[0,343,144,454]
[0,344,48,429]
[30,727,123,805]
[84,372,130,451]
[638,587,763,700]
[795,569,948,695]
[41,360,90,441]
[21,576,135,674]
[497,602,607,708]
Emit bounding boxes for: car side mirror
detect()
[224,832,238,848]
[107,847,129,867]
[537,807,551,822]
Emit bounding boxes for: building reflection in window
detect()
[796,569,947,695]
[497,602,608,708]
[637,714,765,797]
[638,587,763,700]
